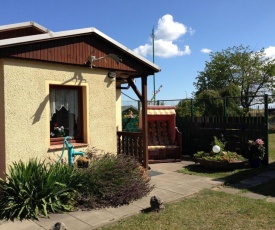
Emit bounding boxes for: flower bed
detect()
[193,136,248,170]
[194,158,248,170]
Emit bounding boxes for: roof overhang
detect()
[0,24,160,73]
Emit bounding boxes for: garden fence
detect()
[122,94,275,165]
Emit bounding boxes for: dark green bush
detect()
[0,159,82,221]
[75,153,153,210]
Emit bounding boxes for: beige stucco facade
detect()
[0,58,121,176]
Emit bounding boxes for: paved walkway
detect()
[0,160,275,230]
[212,170,275,202]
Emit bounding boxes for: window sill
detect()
[48,143,88,152]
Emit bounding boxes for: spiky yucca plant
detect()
[0,159,81,221]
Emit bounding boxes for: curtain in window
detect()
[50,88,78,122]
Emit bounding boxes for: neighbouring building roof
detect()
[0,21,51,40]
[122,105,139,113]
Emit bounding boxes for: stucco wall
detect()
[0,60,6,178]
[2,59,117,169]
[116,89,122,131]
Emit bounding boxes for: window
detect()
[49,85,83,145]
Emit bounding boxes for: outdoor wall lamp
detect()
[108,71,116,81]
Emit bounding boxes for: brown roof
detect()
[0,22,160,78]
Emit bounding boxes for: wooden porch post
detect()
[127,76,149,168]
[141,76,148,169]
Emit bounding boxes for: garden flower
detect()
[247,138,265,160]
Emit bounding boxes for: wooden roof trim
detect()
[0,26,161,73]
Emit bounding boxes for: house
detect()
[0,21,160,178]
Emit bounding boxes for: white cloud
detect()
[265,46,275,59]
[154,40,191,57]
[133,14,191,58]
[201,48,211,54]
[133,43,152,57]
[155,14,187,41]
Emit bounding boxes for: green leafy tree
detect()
[194,45,275,112]
[176,99,192,116]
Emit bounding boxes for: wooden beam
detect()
[128,78,143,101]
[141,76,148,169]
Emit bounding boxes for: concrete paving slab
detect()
[149,188,187,203]
[149,162,190,173]
[43,217,92,230]
[266,197,275,203]
[0,220,43,230]
[131,196,152,209]
[180,178,223,190]
[240,178,262,186]
[151,172,193,183]
[175,173,209,181]
[151,179,180,189]
[69,209,118,227]
[258,171,275,178]
[164,184,200,196]
[33,212,77,227]
[231,182,253,189]
[105,203,142,218]
[251,175,271,183]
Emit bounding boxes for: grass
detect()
[177,163,275,185]
[100,189,275,230]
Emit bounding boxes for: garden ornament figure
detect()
[212,145,221,153]
[150,195,165,212]
[58,136,84,166]
[85,51,122,68]
[50,222,68,230]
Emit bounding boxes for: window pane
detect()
[50,86,82,140]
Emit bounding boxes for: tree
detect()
[194,45,275,112]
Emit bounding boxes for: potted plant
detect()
[194,136,247,170]
[247,138,265,168]
[76,156,89,168]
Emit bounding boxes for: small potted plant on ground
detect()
[247,138,265,168]
[76,156,89,168]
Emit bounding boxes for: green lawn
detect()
[178,162,275,185]
[100,190,275,230]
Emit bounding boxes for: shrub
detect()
[75,153,153,210]
[0,154,153,220]
[0,159,82,221]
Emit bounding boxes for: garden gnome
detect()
[150,195,165,212]
[50,222,68,230]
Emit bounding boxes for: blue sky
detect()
[1,0,275,102]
